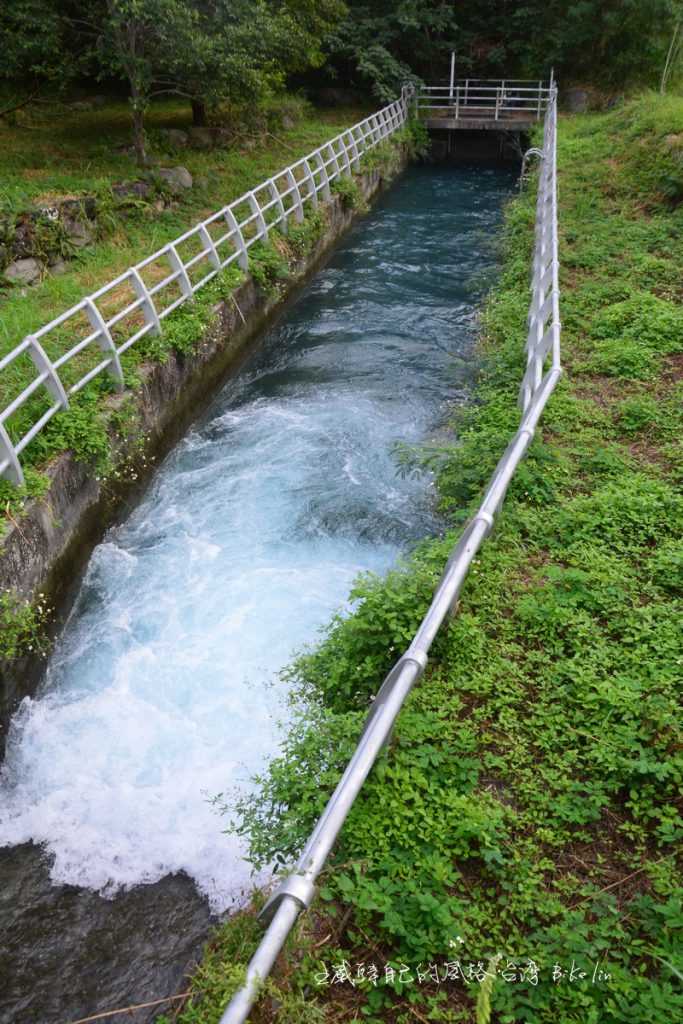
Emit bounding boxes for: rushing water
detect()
[0,166,514,928]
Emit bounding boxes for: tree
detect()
[170,0,345,127]
[324,1,458,101]
[92,0,201,165]
[0,0,73,118]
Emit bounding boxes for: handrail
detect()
[218,82,560,1024]
[0,86,415,486]
[417,78,551,121]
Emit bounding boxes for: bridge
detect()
[416,77,553,132]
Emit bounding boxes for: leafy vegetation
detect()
[319,0,683,101]
[1,1,344,165]
[169,94,683,1024]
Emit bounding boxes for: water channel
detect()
[0,163,516,1023]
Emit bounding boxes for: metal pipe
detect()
[449,51,456,101]
[219,83,560,1024]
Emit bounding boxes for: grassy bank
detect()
[0,94,410,518]
[0,107,421,660]
[0,97,367,505]
[163,93,683,1024]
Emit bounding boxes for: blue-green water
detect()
[0,166,515,915]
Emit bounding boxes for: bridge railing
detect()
[0,88,414,487]
[218,82,561,1024]
[417,78,552,120]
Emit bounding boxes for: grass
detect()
[0,95,375,529]
[163,92,683,1024]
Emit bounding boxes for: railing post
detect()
[455,86,460,119]
[130,269,161,335]
[0,421,24,486]
[248,192,267,240]
[199,223,221,270]
[315,149,331,201]
[167,243,194,295]
[223,207,249,270]
[286,168,305,222]
[84,299,125,389]
[348,129,361,172]
[28,336,70,409]
[300,160,317,209]
[267,179,287,234]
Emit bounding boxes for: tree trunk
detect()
[191,99,208,126]
[132,104,148,167]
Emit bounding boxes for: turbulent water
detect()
[0,165,514,915]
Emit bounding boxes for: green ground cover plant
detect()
[166,93,683,1024]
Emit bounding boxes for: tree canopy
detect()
[1,0,682,162]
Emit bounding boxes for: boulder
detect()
[48,257,68,276]
[157,166,193,193]
[60,197,98,220]
[5,258,43,285]
[188,126,213,150]
[63,217,93,247]
[112,181,153,200]
[566,88,589,114]
[160,128,189,149]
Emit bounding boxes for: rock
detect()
[63,217,94,247]
[4,257,42,285]
[188,126,213,150]
[566,88,589,114]
[212,127,234,149]
[112,181,153,200]
[160,128,189,149]
[48,257,68,275]
[70,100,94,112]
[157,166,193,192]
[60,197,98,221]
[0,843,213,1024]
[38,205,60,222]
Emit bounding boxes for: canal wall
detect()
[0,146,409,749]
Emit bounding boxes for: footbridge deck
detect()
[417,78,553,132]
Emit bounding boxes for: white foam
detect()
[0,166,511,909]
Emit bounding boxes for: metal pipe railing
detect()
[0,86,416,486]
[417,79,551,120]
[218,82,560,1024]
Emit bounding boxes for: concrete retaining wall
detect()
[0,149,408,750]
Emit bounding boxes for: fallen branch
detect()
[568,864,651,910]
[68,991,191,1024]
[0,93,38,120]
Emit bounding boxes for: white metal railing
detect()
[218,83,561,1024]
[417,78,552,121]
[0,88,415,487]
